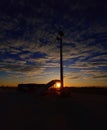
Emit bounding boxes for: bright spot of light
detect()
[55,82,61,89]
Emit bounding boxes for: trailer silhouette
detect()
[18,80,61,95]
[18,80,71,97]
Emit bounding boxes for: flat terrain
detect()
[0,91,107,130]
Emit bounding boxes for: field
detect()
[0,87,107,130]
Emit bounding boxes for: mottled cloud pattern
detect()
[0,0,107,86]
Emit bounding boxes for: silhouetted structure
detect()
[57,30,64,89]
[18,80,60,95]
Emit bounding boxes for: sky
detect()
[0,0,107,87]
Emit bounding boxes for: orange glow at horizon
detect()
[0,77,107,87]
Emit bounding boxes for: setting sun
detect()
[55,82,61,89]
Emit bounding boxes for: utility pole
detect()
[57,30,64,89]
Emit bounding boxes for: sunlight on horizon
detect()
[55,82,61,89]
[0,77,107,87]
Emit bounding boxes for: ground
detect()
[0,90,107,130]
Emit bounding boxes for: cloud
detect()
[0,0,107,85]
[93,75,107,79]
[69,60,107,69]
[80,69,107,79]
[0,57,41,72]
[64,68,107,81]
[19,52,32,59]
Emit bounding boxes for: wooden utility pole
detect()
[57,30,64,89]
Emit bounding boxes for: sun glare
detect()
[55,82,61,89]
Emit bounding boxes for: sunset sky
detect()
[0,0,107,87]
